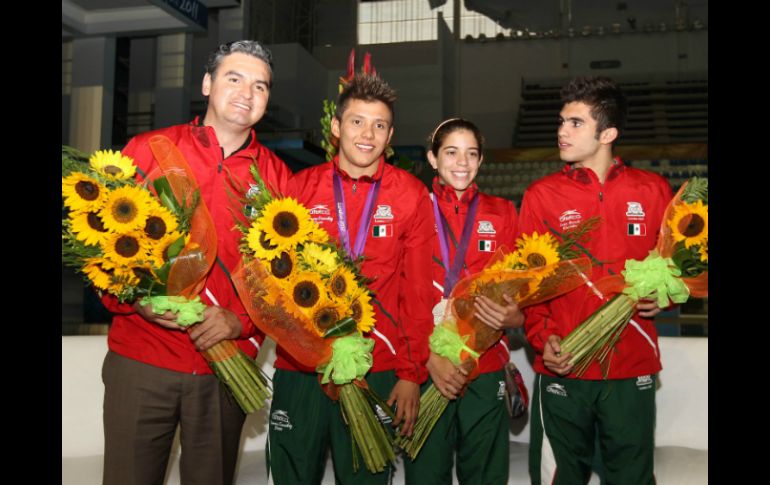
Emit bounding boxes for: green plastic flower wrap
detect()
[622,250,690,307]
[140,295,207,326]
[429,320,480,365]
[318,334,374,385]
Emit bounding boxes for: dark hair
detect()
[560,76,627,137]
[204,40,274,86]
[335,73,397,121]
[428,118,485,155]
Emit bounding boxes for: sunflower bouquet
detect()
[230,165,396,473]
[62,137,270,413]
[559,177,708,377]
[397,226,597,459]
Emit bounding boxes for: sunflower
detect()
[299,242,339,275]
[83,258,116,291]
[349,291,376,333]
[516,232,560,269]
[100,186,152,233]
[269,250,298,280]
[699,243,708,263]
[488,251,524,271]
[149,231,187,267]
[307,225,330,244]
[289,272,325,312]
[670,200,708,249]
[89,149,137,180]
[112,264,141,287]
[329,266,359,300]
[70,210,111,246]
[309,300,344,335]
[102,231,151,266]
[247,225,284,260]
[143,204,179,240]
[258,198,313,250]
[62,173,107,212]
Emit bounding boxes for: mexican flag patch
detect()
[372,224,393,237]
[478,240,496,252]
[627,223,646,236]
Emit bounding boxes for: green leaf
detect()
[323,316,357,338]
[153,176,182,213]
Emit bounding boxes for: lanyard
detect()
[431,191,479,297]
[333,171,380,259]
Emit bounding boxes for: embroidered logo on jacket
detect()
[626,202,646,218]
[636,375,654,391]
[478,240,496,252]
[373,204,394,220]
[559,209,582,231]
[270,410,293,431]
[628,223,647,236]
[372,224,393,237]
[477,220,497,235]
[309,204,333,223]
[546,383,567,397]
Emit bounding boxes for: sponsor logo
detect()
[497,380,506,400]
[372,224,393,237]
[309,204,333,223]
[477,220,497,234]
[636,375,654,390]
[559,209,582,230]
[373,205,394,220]
[628,223,647,236]
[478,240,497,252]
[246,184,261,198]
[270,410,293,431]
[626,202,646,218]
[545,383,567,397]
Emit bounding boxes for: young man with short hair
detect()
[519,76,673,485]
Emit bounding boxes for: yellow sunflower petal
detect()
[70,209,111,246]
[299,242,340,275]
[516,231,560,269]
[247,225,284,260]
[258,197,313,251]
[670,200,708,249]
[101,230,152,266]
[62,173,108,212]
[100,186,153,232]
[89,149,137,180]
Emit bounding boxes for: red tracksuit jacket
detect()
[430,178,519,374]
[275,156,435,384]
[518,158,673,380]
[101,120,292,374]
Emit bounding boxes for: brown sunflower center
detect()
[270,252,294,279]
[115,235,140,258]
[350,300,362,322]
[273,211,300,238]
[112,198,139,224]
[87,212,107,232]
[259,231,278,250]
[526,253,547,268]
[144,216,167,239]
[331,274,347,297]
[678,214,705,238]
[75,180,100,201]
[104,165,124,177]
[293,280,320,307]
[313,307,340,332]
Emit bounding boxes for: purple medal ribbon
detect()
[333,171,381,259]
[431,191,479,297]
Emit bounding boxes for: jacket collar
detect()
[332,154,386,182]
[432,176,479,205]
[562,156,626,185]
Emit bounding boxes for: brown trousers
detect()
[101,351,245,485]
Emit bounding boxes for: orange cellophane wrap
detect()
[655,180,708,298]
[147,135,217,298]
[444,255,592,381]
[232,258,334,369]
[590,180,708,301]
[319,376,369,401]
